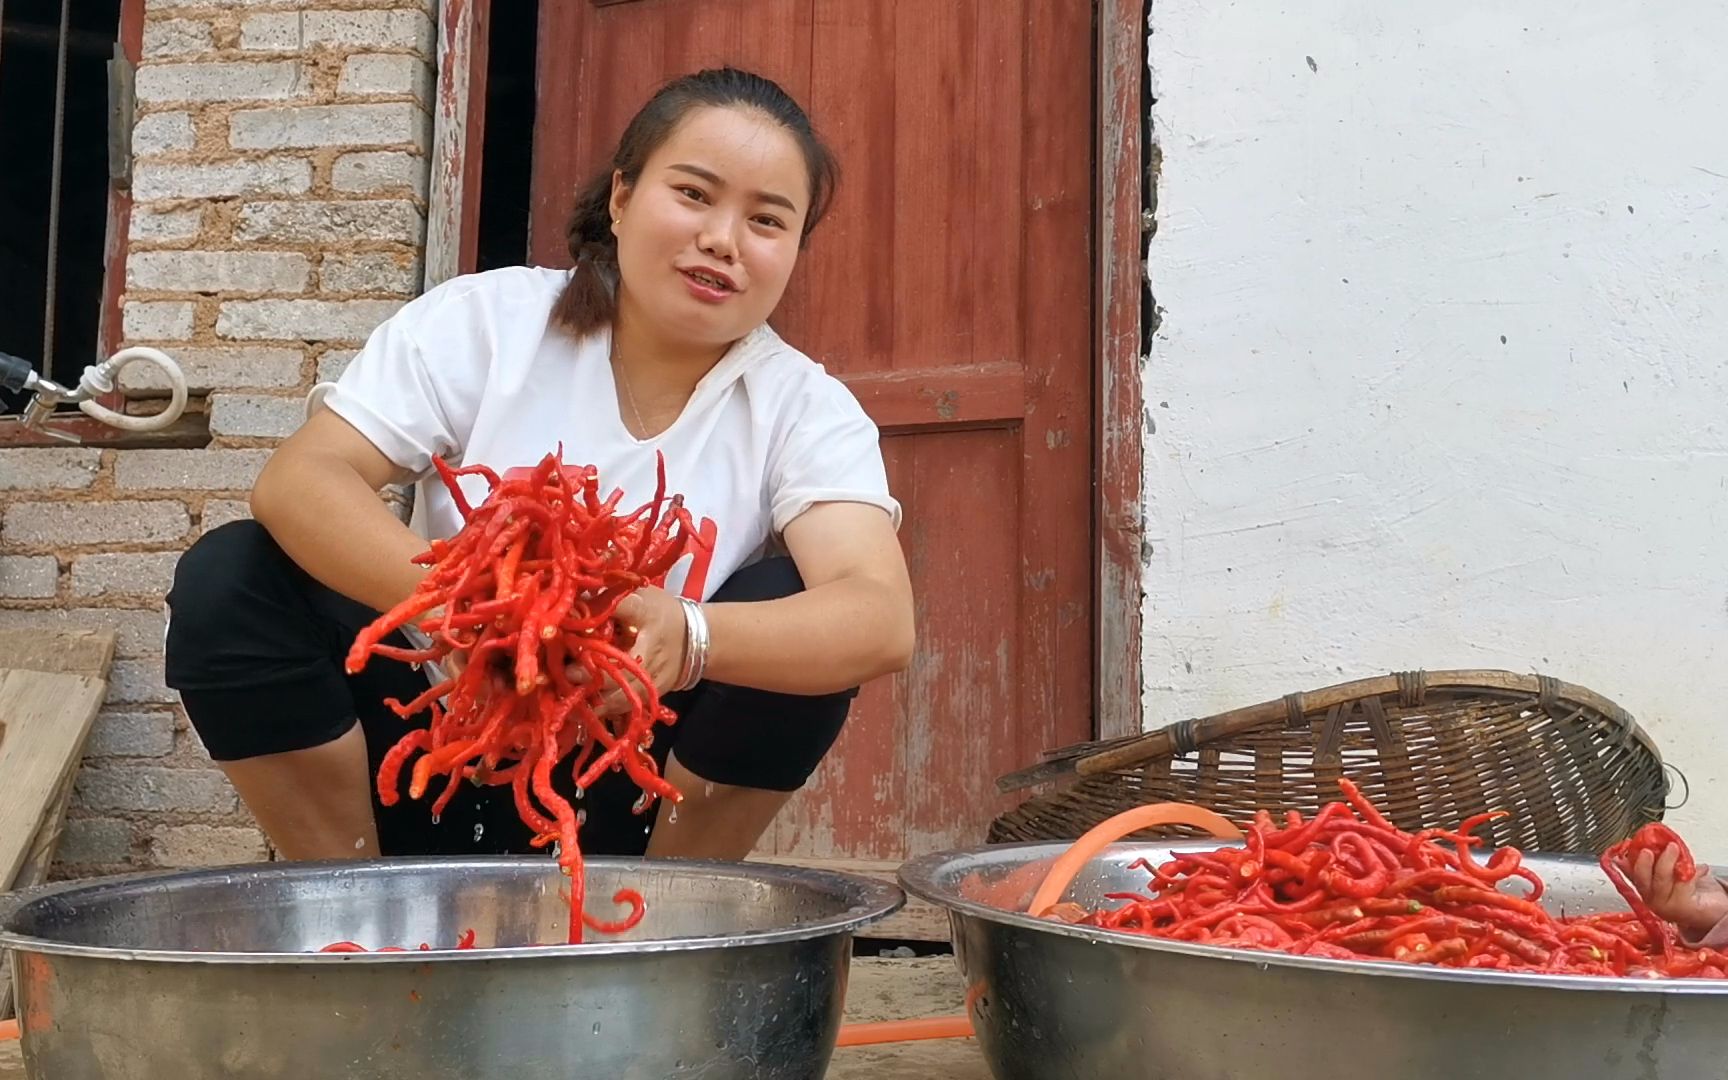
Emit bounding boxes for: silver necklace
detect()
[610,336,649,436]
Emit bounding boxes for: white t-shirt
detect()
[308,265,900,604]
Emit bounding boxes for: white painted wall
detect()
[1144,2,1728,848]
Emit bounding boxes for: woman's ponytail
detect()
[549,171,620,335]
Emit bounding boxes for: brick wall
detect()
[0,0,437,878]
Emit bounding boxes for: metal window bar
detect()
[42,0,73,382]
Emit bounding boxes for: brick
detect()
[122,300,195,341]
[230,102,427,151]
[71,552,182,597]
[321,252,420,294]
[218,298,402,342]
[2,501,189,546]
[57,818,135,866]
[86,710,177,757]
[332,150,426,196]
[0,555,58,598]
[338,53,432,99]
[109,658,177,704]
[116,449,270,492]
[241,10,433,52]
[133,157,312,201]
[133,111,196,155]
[0,608,169,659]
[201,499,252,532]
[128,251,311,294]
[75,767,236,814]
[148,825,267,868]
[0,447,102,490]
[119,346,304,393]
[209,394,305,438]
[131,205,205,243]
[136,60,307,104]
[236,199,423,244]
[143,18,213,58]
[316,350,358,383]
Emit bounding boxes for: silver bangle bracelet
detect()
[675,598,711,692]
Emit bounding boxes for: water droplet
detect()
[576,810,587,826]
[592,1022,601,1035]
[431,814,441,825]
[574,785,585,799]
[703,782,715,797]
[354,837,366,850]
[473,823,485,843]
[668,805,679,824]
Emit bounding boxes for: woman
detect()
[164,68,914,864]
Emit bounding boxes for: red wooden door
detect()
[528,1,1095,862]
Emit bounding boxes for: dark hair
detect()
[550,67,839,335]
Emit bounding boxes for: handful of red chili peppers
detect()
[335,448,703,948]
[1062,779,1727,979]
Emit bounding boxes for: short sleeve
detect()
[305,283,487,476]
[768,374,902,534]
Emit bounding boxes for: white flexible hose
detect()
[75,347,189,432]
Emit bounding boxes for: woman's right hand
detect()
[1628,843,1728,940]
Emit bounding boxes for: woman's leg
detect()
[165,521,383,858]
[165,520,536,860]
[642,557,858,861]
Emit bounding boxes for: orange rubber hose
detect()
[835,1015,974,1046]
[1026,802,1243,917]
[832,802,1241,1048]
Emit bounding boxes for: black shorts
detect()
[163,520,856,857]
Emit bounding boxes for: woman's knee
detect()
[166,520,280,626]
[164,519,310,689]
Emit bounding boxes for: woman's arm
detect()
[608,502,913,703]
[702,502,914,694]
[250,409,430,614]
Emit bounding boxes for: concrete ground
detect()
[0,957,989,1079]
[828,955,991,1079]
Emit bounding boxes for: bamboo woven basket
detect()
[990,669,1672,854]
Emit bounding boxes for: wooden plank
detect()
[837,362,1024,431]
[0,411,209,449]
[1094,0,1148,741]
[96,0,149,377]
[1016,0,1097,774]
[425,0,491,288]
[0,629,116,677]
[0,668,109,887]
[0,629,113,1020]
[0,770,78,1018]
[755,856,951,943]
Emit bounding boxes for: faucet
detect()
[1,347,189,444]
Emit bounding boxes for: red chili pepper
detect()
[1074,778,1722,980]
[339,448,700,947]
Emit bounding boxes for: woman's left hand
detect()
[593,586,686,717]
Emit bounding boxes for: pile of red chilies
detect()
[1068,779,1728,979]
[339,448,701,947]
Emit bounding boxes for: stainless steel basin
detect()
[901,841,1728,1080]
[0,856,902,1078]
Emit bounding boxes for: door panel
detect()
[530,0,1095,861]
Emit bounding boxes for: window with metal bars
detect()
[0,0,129,421]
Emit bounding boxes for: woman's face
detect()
[610,106,811,351]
